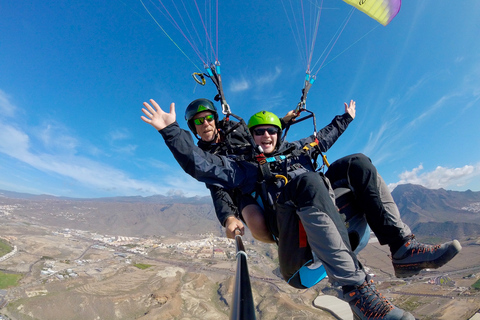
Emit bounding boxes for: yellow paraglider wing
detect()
[342,0,401,26]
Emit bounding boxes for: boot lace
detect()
[404,235,441,256]
[350,278,394,319]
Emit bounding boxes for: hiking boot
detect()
[343,276,415,320]
[392,235,462,278]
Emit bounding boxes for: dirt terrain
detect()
[1,220,480,320]
[0,222,335,320]
[1,190,480,319]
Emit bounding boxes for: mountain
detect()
[391,184,480,241]
[0,189,222,238]
[2,185,480,241]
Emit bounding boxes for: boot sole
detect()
[393,240,462,278]
[352,307,416,320]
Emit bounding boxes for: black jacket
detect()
[198,119,255,226]
[159,112,353,210]
[159,121,258,192]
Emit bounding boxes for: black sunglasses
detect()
[193,114,215,125]
[253,127,278,136]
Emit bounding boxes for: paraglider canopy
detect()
[343,0,401,26]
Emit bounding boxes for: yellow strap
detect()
[322,154,330,167]
[275,174,288,185]
[303,141,318,151]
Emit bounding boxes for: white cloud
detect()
[0,89,16,118]
[388,163,480,191]
[406,94,455,130]
[144,158,172,171]
[362,121,389,157]
[37,122,78,153]
[109,128,130,141]
[112,144,137,155]
[255,66,282,86]
[0,91,195,197]
[228,66,282,94]
[229,78,250,92]
[163,173,209,197]
[105,128,138,156]
[0,122,157,194]
[0,125,31,159]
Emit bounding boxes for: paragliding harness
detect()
[255,108,372,289]
[198,67,331,289]
[194,62,278,206]
[249,77,370,290]
[197,65,368,290]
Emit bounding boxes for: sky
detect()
[1,1,479,199]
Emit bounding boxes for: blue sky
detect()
[1,1,479,198]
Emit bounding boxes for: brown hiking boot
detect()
[392,235,462,278]
[342,275,415,320]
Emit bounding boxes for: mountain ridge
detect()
[2,184,480,241]
[391,183,480,240]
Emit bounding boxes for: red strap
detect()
[298,220,308,248]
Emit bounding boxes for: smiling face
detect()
[252,125,279,154]
[193,111,218,142]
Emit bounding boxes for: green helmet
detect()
[185,98,218,134]
[247,111,282,130]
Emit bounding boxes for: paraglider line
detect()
[320,24,380,71]
[216,0,219,59]
[309,7,353,73]
[314,7,354,75]
[139,0,203,71]
[306,0,323,71]
[300,0,309,69]
[172,0,208,63]
[281,0,307,68]
[193,0,219,63]
[154,0,208,65]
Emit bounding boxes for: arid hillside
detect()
[1,186,480,319]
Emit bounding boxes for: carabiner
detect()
[192,72,206,85]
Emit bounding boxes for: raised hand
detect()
[141,99,176,131]
[344,100,356,120]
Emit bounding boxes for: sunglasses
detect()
[253,127,278,136]
[193,114,215,125]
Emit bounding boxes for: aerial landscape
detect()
[2,1,480,320]
[1,185,480,320]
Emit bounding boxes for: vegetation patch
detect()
[0,271,22,289]
[472,278,480,290]
[400,296,423,312]
[0,239,13,256]
[134,263,152,270]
